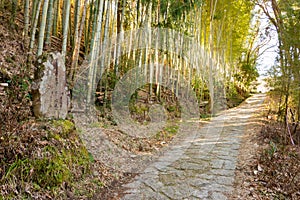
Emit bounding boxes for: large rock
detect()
[32,52,69,119]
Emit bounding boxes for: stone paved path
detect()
[120,94,265,200]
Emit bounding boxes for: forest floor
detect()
[90,93,300,200]
[231,94,300,200]
[87,93,265,199]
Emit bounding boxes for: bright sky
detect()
[255,5,279,77]
[257,20,279,76]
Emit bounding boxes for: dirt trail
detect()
[116,93,266,199]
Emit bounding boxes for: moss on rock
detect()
[52,120,75,136]
[0,119,93,198]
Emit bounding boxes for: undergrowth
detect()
[257,121,300,199]
[0,119,98,199]
[255,91,300,199]
[0,15,113,199]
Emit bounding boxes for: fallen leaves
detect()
[232,98,300,200]
[103,124,176,154]
[247,121,300,199]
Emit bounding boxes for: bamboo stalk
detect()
[29,0,42,52]
[23,0,30,44]
[73,0,81,50]
[87,0,105,108]
[45,0,54,47]
[61,0,70,60]
[37,0,49,56]
[69,0,88,87]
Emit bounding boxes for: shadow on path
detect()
[119,94,266,200]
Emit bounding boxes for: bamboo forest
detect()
[0,0,299,199]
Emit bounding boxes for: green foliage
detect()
[266,141,277,158]
[155,123,179,140]
[234,62,259,87]
[52,120,75,136]
[164,124,179,135]
[88,152,95,162]
[260,0,300,121]
[0,120,91,198]
[29,147,71,188]
[200,113,211,119]
[3,143,89,190]
[226,82,249,108]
